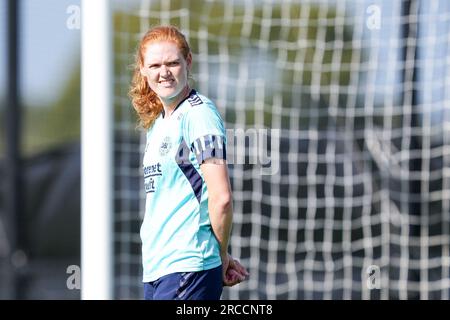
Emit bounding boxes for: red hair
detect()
[129,25,191,129]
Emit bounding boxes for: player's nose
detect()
[160,65,171,77]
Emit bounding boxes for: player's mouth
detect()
[159,79,175,87]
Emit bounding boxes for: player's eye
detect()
[167,61,179,67]
[149,64,160,69]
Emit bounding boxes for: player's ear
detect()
[139,67,149,84]
[186,52,192,70]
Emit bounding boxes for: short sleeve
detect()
[182,102,227,164]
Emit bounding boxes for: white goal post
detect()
[81,0,113,300]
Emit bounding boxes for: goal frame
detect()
[81,0,114,300]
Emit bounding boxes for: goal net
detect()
[112,0,450,299]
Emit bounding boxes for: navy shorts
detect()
[143,265,223,300]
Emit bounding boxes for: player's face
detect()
[141,41,191,105]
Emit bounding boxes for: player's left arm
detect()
[201,158,233,259]
[201,159,248,286]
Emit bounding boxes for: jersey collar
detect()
[161,89,196,119]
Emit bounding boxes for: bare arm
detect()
[201,158,248,286]
[201,158,233,258]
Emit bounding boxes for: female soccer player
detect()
[129,25,249,300]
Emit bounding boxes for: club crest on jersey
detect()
[159,136,172,156]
